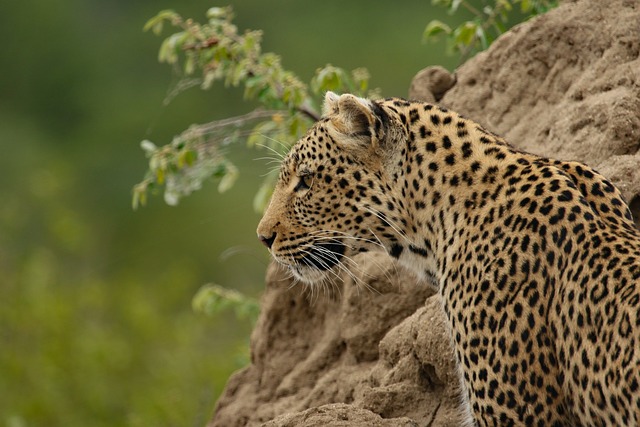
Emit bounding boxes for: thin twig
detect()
[297,105,320,122]
[195,109,284,133]
[460,1,482,16]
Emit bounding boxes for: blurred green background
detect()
[0,1,462,425]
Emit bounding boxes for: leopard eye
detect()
[294,173,313,192]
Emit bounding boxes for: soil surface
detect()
[210,0,640,425]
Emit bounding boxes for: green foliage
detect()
[135,2,562,211]
[134,7,375,211]
[0,238,250,427]
[423,0,558,60]
[193,284,260,323]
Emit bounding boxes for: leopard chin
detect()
[291,241,346,284]
[299,242,345,270]
[289,264,332,284]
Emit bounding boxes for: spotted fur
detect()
[257,92,640,426]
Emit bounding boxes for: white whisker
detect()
[311,245,380,295]
[362,206,413,246]
[256,142,288,161]
[260,134,293,153]
[256,135,293,158]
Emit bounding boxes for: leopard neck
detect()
[389,103,528,285]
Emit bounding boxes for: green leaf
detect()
[155,167,165,185]
[217,163,238,193]
[149,155,160,172]
[311,65,348,93]
[497,0,513,12]
[423,20,452,42]
[158,32,187,64]
[132,188,142,210]
[192,284,259,321]
[229,61,248,86]
[206,7,228,20]
[184,55,195,75]
[140,140,157,154]
[453,21,478,47]
[184,150,197,166]
[477,26,488,50]
[253,172,277,213]
[137,189,147,209]
[143,10,179,35]
[177,149,197,169]
[243,75,263,88]
[207,6,233,21]
[202,71,216,90]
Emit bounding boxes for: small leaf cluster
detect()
[423,0,558,60]
[135,7,375,210]
[192,284,260,323]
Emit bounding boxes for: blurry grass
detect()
[0,247,251,427]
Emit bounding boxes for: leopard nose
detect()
[258,232,277,249]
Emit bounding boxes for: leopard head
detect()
[256,92,408,284]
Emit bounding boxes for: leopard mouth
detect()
[298,242,346,271]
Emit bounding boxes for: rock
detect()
[211,254,437,426]
[263,403,418,427]
[440,0,640,212]
[361,296,469,426]
[408,66,456,102]
[211,0,640,425]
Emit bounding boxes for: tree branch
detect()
[296,105,320,122]
[194,108,284,133]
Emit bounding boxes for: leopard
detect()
[256,91,640,426]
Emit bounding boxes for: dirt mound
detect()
[436,0,640,213]
[211,255,462,426]
[211,0,640,425]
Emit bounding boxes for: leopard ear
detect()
[322,91,341,116]
[323,92,386,144]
